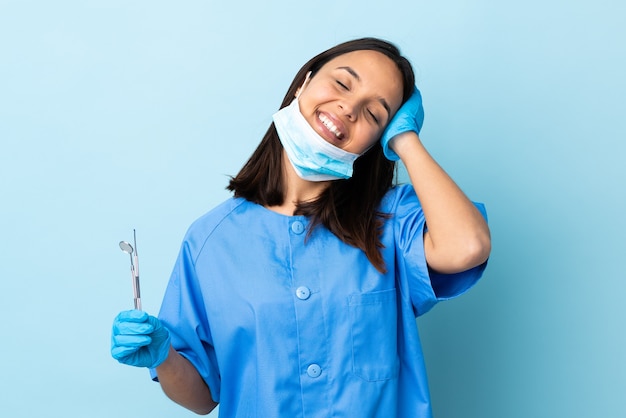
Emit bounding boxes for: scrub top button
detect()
[296,286,311,300]
[291,221,305,235]
[307,364,322,378]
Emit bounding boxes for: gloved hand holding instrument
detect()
[111,309,171,368]
[112,230,171,368]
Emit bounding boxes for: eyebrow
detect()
[336,66,392,118]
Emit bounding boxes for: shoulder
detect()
[182,197,248,257]
[379,183,421,213]
[188,197,246,233]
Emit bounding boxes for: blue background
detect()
[1,1,624,417]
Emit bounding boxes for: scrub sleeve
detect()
[384,184,488,317]
[149,239,222,403]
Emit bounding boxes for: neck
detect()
[266,151,329,216]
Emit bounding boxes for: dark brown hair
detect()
[227,37,415,272]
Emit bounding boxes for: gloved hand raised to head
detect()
[380,86,424,161]
[111,310,171,369]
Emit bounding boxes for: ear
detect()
[295,71,313,98]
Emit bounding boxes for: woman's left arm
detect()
[392,131,491,274]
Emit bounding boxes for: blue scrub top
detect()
[151,184,487,417]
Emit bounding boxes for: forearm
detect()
[155,346,218,415]
[393,131,491,273]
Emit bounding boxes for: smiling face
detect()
[295,50,404,155]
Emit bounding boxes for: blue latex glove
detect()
[380,86,424,161]
[111,310,171,368]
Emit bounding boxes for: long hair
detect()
[228,38,416,272]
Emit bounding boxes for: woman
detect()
[111,37,491,417]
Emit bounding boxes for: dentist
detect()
[111,37,491,417]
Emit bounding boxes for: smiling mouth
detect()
[318,114,344,140]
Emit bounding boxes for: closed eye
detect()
[336,80,349,90]
[368,110,380,124]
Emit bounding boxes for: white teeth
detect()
[319,114,342,138]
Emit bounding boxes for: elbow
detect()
[426,232,491,274]
[425,223,491,273]
[192,404,218,415]
[174,399,218,416]
[172,394,218,416]
[460,228,491,270]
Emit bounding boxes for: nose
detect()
[337,99,358,121]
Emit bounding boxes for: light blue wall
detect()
[1,1,624,417]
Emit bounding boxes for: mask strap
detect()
[295,71,312,99]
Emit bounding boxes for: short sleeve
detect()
[385,185,488,316]
[149,238,221,403]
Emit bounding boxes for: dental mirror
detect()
[118,230,142,310]
[119,241,134,255]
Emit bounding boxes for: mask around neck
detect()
[272,98,360,181]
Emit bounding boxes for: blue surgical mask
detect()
[272,96,360,182]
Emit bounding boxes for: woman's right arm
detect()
[111,309,218,415]
[156,346,218,415]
